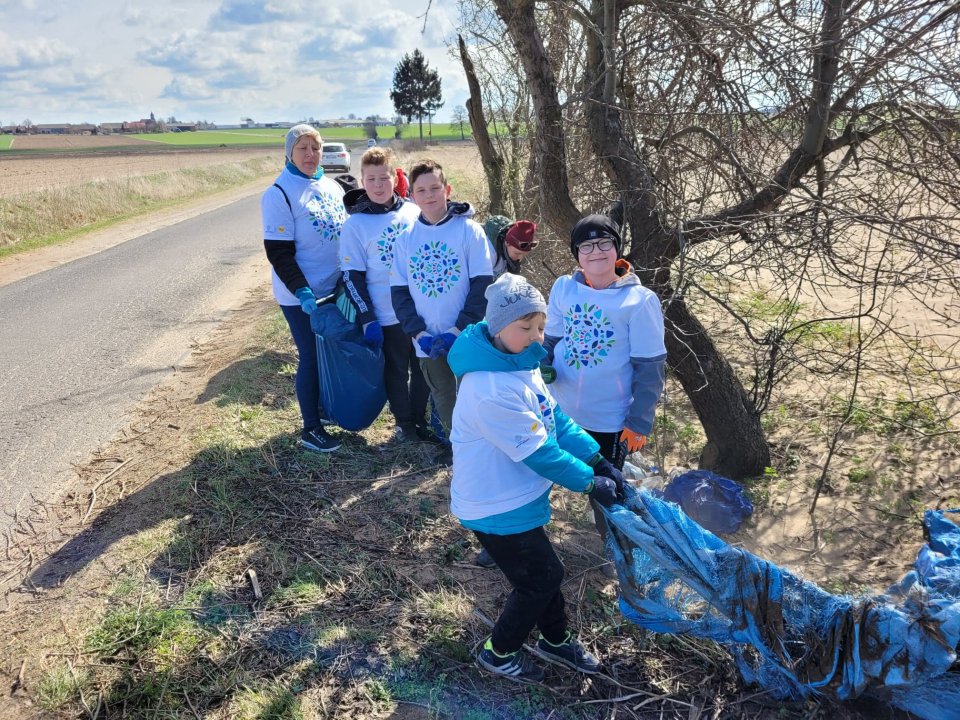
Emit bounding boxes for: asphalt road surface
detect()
[0,154,362,537]
[0,194,269,534]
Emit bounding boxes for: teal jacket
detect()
[447,322,600,534]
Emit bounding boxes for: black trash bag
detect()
[311,303,386,431]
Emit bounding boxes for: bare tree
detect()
[455,0,537,218]
[481,0,960,478]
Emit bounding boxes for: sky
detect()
[0,0,470,126]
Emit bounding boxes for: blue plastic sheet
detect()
[311,304,386,432]
[661,469,754,535]
[604,488,960,718]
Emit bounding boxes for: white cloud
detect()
[0,31,76,70]
[0,0,470,124]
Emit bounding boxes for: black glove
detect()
[588,476,618,507]
[593,457,625,501]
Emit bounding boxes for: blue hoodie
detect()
[447,322,600,534]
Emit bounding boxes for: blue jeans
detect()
[280,304,322,429]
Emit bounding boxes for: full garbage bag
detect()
[660,469,753,535]
[311,303,386,432]
[602,487,960,719]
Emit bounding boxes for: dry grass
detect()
[0,155,280,256]
[0,292,905,720]
[0,142,943,719]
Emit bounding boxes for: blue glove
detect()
[587,476,619,507]
[593,456,625,501]
[363,321,384,348]
[294,287,318,315]
[417,334,434,356]
[540,364,557,384]
[429,332,458,359]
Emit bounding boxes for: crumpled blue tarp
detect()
[604,487,960,718]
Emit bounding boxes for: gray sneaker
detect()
[474,548,497,569]
[534,633,601,674]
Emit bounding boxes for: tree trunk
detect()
[581,2,770,478]
[664,296,770,478]
[492,0,581,231]
[458,35,507,215]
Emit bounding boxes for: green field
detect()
[137,130,286,146]
[0,135,14,150]
[135,124,473,147]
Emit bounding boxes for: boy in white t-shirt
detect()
[389,159,494,465]
[447,273,624,681]
[339,147,439,444]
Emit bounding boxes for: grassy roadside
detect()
[11,288,931,719]
[1,142,952,718]
[1,296,847,720]
[0,156,280,259]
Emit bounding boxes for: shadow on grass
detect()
[196,349,295,407]
[23,410,489,716]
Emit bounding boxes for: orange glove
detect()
[620,428,647,453]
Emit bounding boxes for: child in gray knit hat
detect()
[445,272,625,681]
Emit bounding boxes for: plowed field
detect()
[0,145,279,197]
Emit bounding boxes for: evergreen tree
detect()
[390,49,443,142]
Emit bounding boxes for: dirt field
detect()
[4,134,157,151]
[0,146,281,198]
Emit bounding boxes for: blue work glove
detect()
[417,334,434,356]
[592,456,625,501]
[294,287,318,315]
[540,364,557,384]
[429,332,458,360]
[363,321,384,348]
[587,476,619,507]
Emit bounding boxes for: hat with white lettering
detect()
[484,273,547,336]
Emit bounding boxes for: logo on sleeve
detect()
[536,393,557,437]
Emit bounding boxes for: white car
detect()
[321,143,351,172]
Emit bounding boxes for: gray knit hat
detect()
[285,123,321,162]
[484,273,547,336]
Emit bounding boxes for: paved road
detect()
[0,152,363,537]
[0,194,270,533]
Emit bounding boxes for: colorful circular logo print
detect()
[376,221,408,270]
[409,240,462,298]
[563,302,615,368]
[307,192,346,242]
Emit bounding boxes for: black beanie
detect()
[570,214,622,258]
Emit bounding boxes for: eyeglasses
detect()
[577,238,616,254]
[511,240,538,251]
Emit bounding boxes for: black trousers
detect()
[382,323,430,428]
[585,429,626,470]
[584,429,626,545]
[474,526,568,654]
